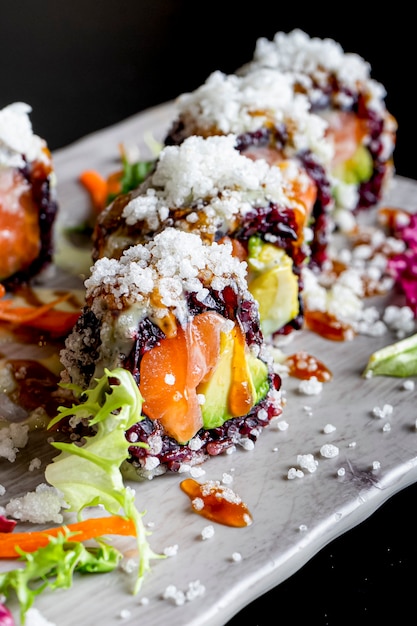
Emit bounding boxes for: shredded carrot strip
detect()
[0,515,136,558]
[79,170,109,213]
[0,291,80,335]
[0,293,72,323]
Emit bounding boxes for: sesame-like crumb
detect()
[201,525,215,540]
[287,467,304,479]
[5,483,68,524]
[163,544,179,557]
[320,444,340,459]
[297,453,318,473]
[298,377,323,395]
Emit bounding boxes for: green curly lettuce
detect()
[0,532,121,624]
[45,367,164,592]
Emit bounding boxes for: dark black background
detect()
[1,2,416,624]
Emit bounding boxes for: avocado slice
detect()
[247,236,299,337]
[332,144,373,185]
[198,324,269,430]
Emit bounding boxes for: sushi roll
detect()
[0,102,58,287]
[237,29,397,228]
[93,133,311,339]
[60,228,283,478]
[164,69,333,269]
[163,67,334,270]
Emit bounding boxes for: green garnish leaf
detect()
[0,531,121,624]
[363,333,417,377]
[46,368,164,594]
[108,158,155,203]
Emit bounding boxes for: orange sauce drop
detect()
[180,478,253,527]
[304,309,356,342]
[285,351,332,382]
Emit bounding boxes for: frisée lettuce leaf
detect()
[45,367,164,591]
[0,532,122,624]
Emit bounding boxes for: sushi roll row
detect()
[0,102,58,287]
[59,30,397,478]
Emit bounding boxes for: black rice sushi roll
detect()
[237,29,397,231]
[60,228,283,479]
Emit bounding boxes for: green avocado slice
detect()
[247,236,299,337]
[332,144,373,185]
[198,325,269,430]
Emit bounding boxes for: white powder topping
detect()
[241,29,386,110]
[287,467,304,479]
[163,585,186,606]
[320,444,340,459]
[221,472,233,485]
[5,483,68,524]
[163,580,205,605]
[0,422,29,462]
[297,453,318,473]
[163,544,179,557]
[0,102,46,168]
[297,377,323,395]
[323,424,336,434]
[174,70,332,163]
[190,466,206,478]
[192,497,204,511]
[28,457,42,471]
[85,227,250,326]
[122,134,293,231]
[201,525,215,540]
[372,404,393,419]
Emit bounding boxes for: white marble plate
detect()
[1,102,417,626]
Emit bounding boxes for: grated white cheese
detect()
[0,102,47,168]
[297,453,318,473]
[239,29,386,112]
[5,483,68,524]
[298,377,323,395]
[319,444,340,459]
[173,69,332,164]
[122,133,294,232]
[0,422,29,462]
[201,524,215,540]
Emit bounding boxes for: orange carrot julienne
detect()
[79,170,109,213]
[80,168,124,214]
[0,292,80,335]
[0,515,137,558]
